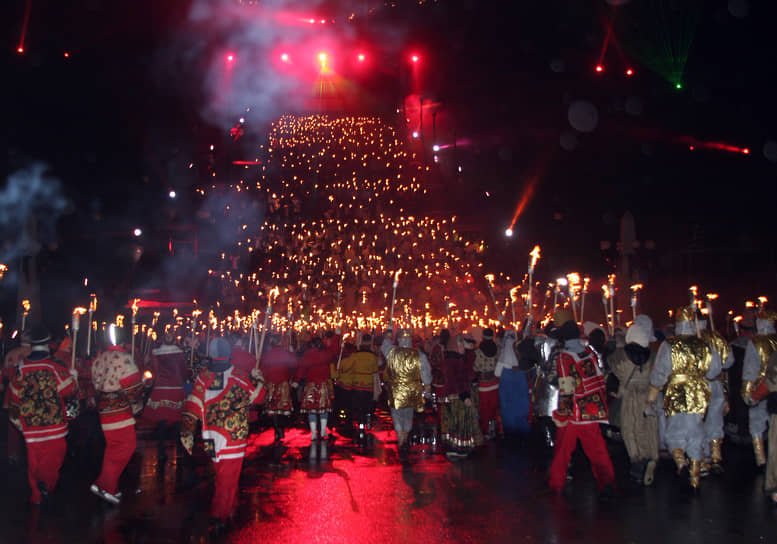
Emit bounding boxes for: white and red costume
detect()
[549,340,614,492]
[181,365,266,520]
[8,355,76,503]
[91,346,144,496]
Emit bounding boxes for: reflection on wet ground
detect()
[1,410,777,543]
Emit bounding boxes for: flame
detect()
[734,315,743,323]
[583,277,590,293]
[116,315,125,327]
[73,307,87,316]
[192,309,203,319]
[22,299,30,312]
[529,245,541,268]
[746,301,755,308]
[689,285,698,297]
[759,296,768,304]
[510,286,520,302]
[131,298,140,315]
[630,284,643,292]
[143,370,153,380]
[706,293,719,301]
[89,294,97,312]
[602,285,610,299]
[0,264,7,278]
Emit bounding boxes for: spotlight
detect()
[133,228,143,237]
[595,64,604,73]
[17,47,24,54]
[432,144,440,152]
[625,68,634,76]
[239,117,245,123]
[281,53,289,62]
[412,131,419,139]
[169,190,176,199]
[505,228,513,237]
[226,54,234,63]
[357,53,365,62]
[743,148,750,155]
[411,55,419,63]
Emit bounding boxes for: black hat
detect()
[482,328,494,340]
[28,323,51,359]
[559,320,581,341]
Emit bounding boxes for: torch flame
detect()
[530,245,541,267]
[22,300,30,312]
[89,294,97,312]
[734,315,743,323]
[510,286,520,302]
[192,309,203,319]
[73,307,87,316]
[143,370,153,380]
[0,264,7,278]
[706,293,719,301]
[758,296,768,304]
[746,301,755,308]
[602,285,610,299]
[689,285,698,297]
[630,284,643,292]
[131,298,140,316]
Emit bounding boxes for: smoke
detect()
[0,163,69,265]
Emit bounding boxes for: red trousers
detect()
[211,457,244,520]
[8,423,23,461]
[548,423,614,492]
[478,381,500,435]
[26,437,67,504]
[95,425,137,495]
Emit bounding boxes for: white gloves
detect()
[250,368,265,382]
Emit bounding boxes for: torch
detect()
[256,287,279,369]
[689,286,701,338]
[87,294,97,358]
[580,277,590,323]
[630,284,643,321]
[389,269,401,327]
[759,296,768,311]
[567,273,580,323]
[131,299,139,360]
[510,286,519,329]
[706,293,719,332]
[21,299,30,333]
[71,307,87,371]
[0,264,7,279]
[444,296,451,328]
[336,332,350,372]
[608,274,616,333]
[190,309,202,367]
[525,245,541,325]
[602,285,612,336]
[484,273,502,323]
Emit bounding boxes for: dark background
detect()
[1,0,776,327]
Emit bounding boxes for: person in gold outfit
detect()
[647,306,721,489]
[741,310,777,468]
[381,329,432,459]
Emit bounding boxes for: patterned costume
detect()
[181,344,266,522]
[8,347,77,504]
[91,344,145,502]
[295,343,335,415]
[741,311,777,467]
[649,307,722,488]
[549,333,614,493]
[3,343,31,464]
[261,345,297,416]
[440,345,483,457]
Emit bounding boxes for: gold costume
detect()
[663,336,712,417]
[385,347,424,412]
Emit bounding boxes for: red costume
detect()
[91,346,144,498]
[143,344,187,423]
[548,344,614,492]
[294,344,336,414]
[181,365,266,520]
[261,345,298,415]
[3,344,30,463]
[8,354,76,503]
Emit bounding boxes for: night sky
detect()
[2,0,777,322]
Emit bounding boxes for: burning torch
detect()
[87,294,97,358]
[580,277,590,324]
[602,285,613,336]
[567,273,580,323]
[131,299,140,360]
[484,274,501,322]
[256,287,279,369]
[71,307,87,370]
[706,293,719,332]
[191,309,202,366]
[21,299,30,333]
[389,269,401,327]
[630,284,643,321]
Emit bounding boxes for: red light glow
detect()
[227,54,235,62]
[411,55,419,63]
[64,52,70,58]
[625,68,634,76]
[281,53,290,62]
[595,64,604,73]
[17,47,24,54]
[358,53,365,62]
[743,148,750,154]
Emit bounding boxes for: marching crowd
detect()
[2,301,777,531]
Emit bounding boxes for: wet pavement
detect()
[1,410,776,544]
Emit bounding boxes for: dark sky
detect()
[2,0,777,319]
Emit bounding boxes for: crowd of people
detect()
[3,298,777,533]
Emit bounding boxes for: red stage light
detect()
[309,18,315,24]
[281,53,289,62]
[320,19,326,24]
[227,54,234,62]
[357,53,365,62]
[625,68,634,76]
[17,47,24,54]
[318,52,327,66]
[689,145,695,151]
[595,64,604,73]
[743,148,750,154]
[64,52,70,58]
[411,55,419,63]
